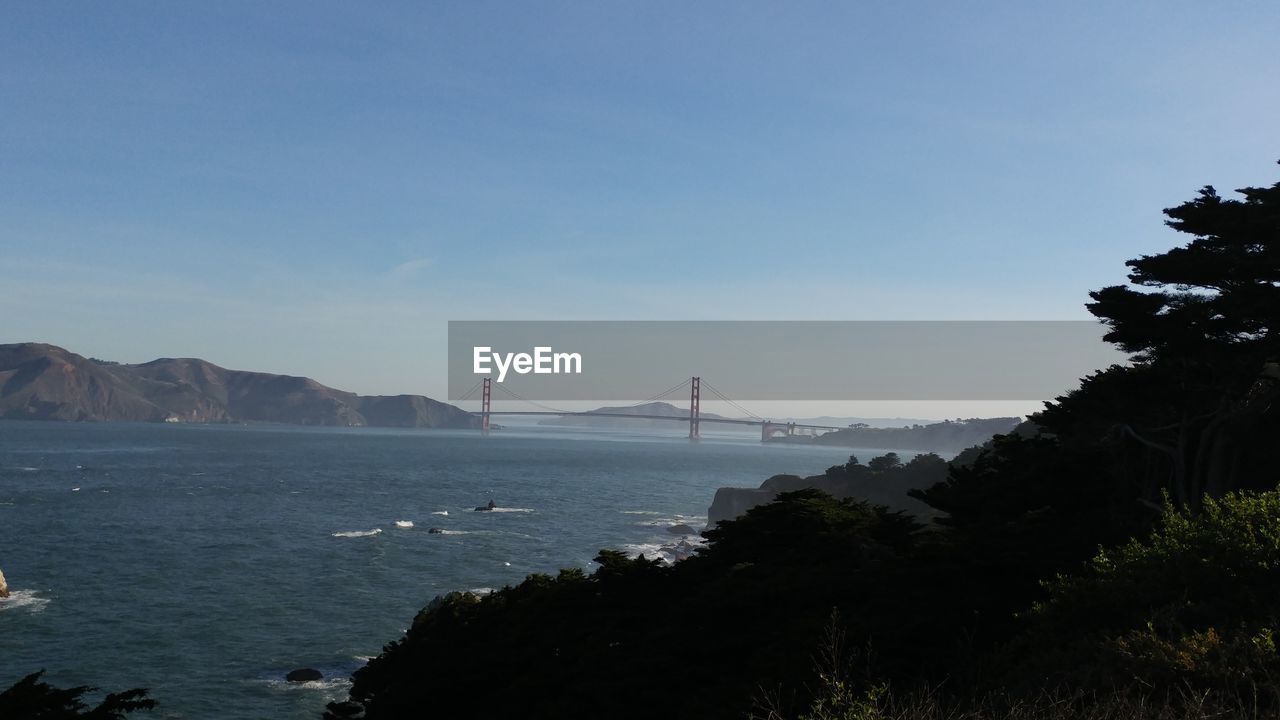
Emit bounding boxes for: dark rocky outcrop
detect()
[0,343,477,429]
[0,567,8,599]
[666,523,697,535]
[286,668,323,683]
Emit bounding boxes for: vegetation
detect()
[323,166,1280,719]
[813,417,1023,453]
[0,672,154,719]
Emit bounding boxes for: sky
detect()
[2,2,1278,419]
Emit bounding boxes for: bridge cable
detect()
[456,380,483,402]
[489,383,580,415]
[621,378,692,408]
[701,381,766,421]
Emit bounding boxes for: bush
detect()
[1006,489,1280,695]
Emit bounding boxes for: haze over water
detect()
[0,420,865,719]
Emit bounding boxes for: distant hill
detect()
[0,343,477,429]
[813,416,1023,453]
[539,402,963,435]
[537,401,739,429]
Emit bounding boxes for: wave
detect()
[430,510,449,516]
[332,529,382,538]
[622,510,663,516]
[621,536,705,566]
[433,529,468,536]
[488,507,533,513]
[394,520,414,529]
[0,589,51,613]
[261,677,353,692]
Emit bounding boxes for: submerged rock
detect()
[0,567,8,599]
[667,523,697,535]
[286,668,323,683]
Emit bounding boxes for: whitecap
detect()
[332,529,382,538]
[467,587,495,596]
[14,467,39,472]
[262,677,353,692]
[622,510,663,516]
[394,520,414,529]
[436,529,468,536]
[622,537,705,566]
[0,589,51,613]
[71,487,81,492]
[488,507,533,513]
[430,510,449,516]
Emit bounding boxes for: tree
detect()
[866,453,901,472]
[0,671,154,719]
[1045,166,1280,504]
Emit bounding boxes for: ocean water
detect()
[0,420,858,719]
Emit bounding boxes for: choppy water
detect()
[0,420,858,718]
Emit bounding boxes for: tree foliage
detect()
[0,672,154,719]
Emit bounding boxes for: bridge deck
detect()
[470,410,842,431]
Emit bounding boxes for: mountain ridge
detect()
[0,342,477,429]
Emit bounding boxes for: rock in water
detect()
[667,523,697,535]
[286,668,323,683]
[0,567,8,599]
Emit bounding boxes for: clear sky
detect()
[2,2,1278,417]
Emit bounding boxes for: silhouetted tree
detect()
[1072,168,1280,503]
[0,671,154,719]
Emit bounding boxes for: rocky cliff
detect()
[707,454,948,527]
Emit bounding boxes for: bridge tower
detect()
[481,377,492,434]
[688,376,701,440]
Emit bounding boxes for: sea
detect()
[0,419,866,719]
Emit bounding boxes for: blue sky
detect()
[2,2,1278,414]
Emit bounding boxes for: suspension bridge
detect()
[457,376,844,442]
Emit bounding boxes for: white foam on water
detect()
[14,467,39,472]
[622,510,663,516]
[71,487,81,492]
[332,529,382,538]
[394,520,414,529]
[262,677,353,692]
[435,529,468,536]
[430,510,449,516]
[621,542,667,559]
[0,589,51,613]
[488,507,533,513]
[621,535,706,566]
[467,587,495,596]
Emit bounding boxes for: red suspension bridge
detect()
[457,376,844,442]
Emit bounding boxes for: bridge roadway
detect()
[470,410,844,432]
